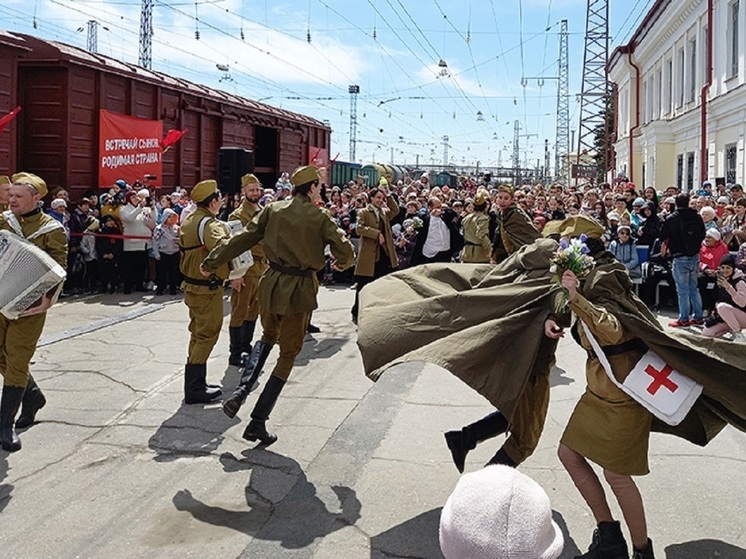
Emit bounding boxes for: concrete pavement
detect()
[1,285,745,558]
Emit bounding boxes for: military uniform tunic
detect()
[492,204,541,263]
[460,211,491,263]
[0,208,67,388]
[179,207,230,365]
[203,194,354,380]
[227,201,266,327]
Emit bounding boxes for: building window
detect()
[686,152,695,191]
[677,154,684,190]
[655,68,662,118]
[729,1,740,78]
[642,81,648,123]
[726,143,738,183]
[688,38,697,102]
[665,59,673,113]
[677,47,685,107]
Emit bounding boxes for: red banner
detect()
[99,110,163,188]
[308,146,329,184]
[0,106,21,134]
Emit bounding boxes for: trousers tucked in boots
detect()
[184,363,222,405]
[444,410,509,473]
[228,326,244,367]
[242,375,286,445]
[223,341,273,418]
[575,520,629,559]
[1,385,25,452]
[240,320,257,355]
[16,375,46,429]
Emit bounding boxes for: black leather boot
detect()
[485,447,518,468]
[240,320,257,355]
[228,326,244,367]
[1,385,25,452]
[632,539,654,559]
[444,411,509,473]
[242,375,285,445]
[574,521,629,559]
[223,341,273,418]
[184,364,222,404]
[16,375,47,429]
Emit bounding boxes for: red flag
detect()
[160,128,188,149]
[0,106,21,134]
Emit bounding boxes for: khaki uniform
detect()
[460,211,491,263]
[0,209,67,388]
[203,194,354,380]
[492,204,540,263]
[179,207,230,365]
[353,195,399,276]
[228,201,266,327]
[561,293,652,475]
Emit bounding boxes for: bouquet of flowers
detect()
[410,216,424,230]
[550,234,595,311]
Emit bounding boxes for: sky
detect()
[1,0,654,172]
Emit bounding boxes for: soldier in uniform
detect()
[0,175,10,212]
[227,174,266,367]
[444,184,563,470]
[459,189,492,263]
[178,180,228,404]
[350,183,399,324]
[0,173,67,452]
[202,165,355,444]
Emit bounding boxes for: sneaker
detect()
[732,331,746,342]
[668,319,690,327]
[689,318,704,326]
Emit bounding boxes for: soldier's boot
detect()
[223,341,273,418]
[16,375,47,429]
[228,326,244,367]
[240,320,257,357]
[574,521,629,559]
[242,375,285,445]
[632,539,655,559]
[444,411,509,473]
[184,364,222,405]
[485,447,518,468]
[0,385,25,452]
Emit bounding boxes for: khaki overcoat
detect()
[354,195,399,277]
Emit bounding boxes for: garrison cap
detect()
[291,165,321,187]
[474,188,488,206]
[0,175,9,186]
[191,179,219,203]
[498,184,515,196]
[12,172,48,198]
[241,173,261,188]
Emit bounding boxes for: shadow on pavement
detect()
[370,507,442,559]
[665,539,746,559]
[550,365,575,388]
[0,453,11,514]
[554,510,582,558]
[294,336,348,367]
[172,449,361,549]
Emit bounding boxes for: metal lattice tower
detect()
[555,19,570,180]
[86,20,99,53]
[348,85,360,162]
[442,135,449,166]
[513,120,521,182]
[139,0,154,69]
[576,0,609,161]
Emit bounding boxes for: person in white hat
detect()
[439,465,563,559]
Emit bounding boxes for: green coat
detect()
[460,211,491,263]
[354,195,399,277]
[203,194,355,315]
[492,204,541,263]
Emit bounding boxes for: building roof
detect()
[608,0,672,69]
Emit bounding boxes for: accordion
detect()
[223,220,254,280]
[0,230,67,319]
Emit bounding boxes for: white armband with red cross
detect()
[581,322,703,426]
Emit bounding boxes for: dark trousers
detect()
[122,249,148,293]
[415,249,452,264]
[352,258,392,321]
[156,252,182,293]
[99,258,119,291]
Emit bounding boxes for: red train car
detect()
[8,32,330,199]
[0,31,27,177]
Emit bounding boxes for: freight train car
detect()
[9,32,330,199]
[0,31,27,177]
[329,160,361,186]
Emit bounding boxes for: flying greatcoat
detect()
[357,240,746,446]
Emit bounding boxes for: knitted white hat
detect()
[439,465,563,559]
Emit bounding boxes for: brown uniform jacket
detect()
[354,195,399,277]
[202,194,355,315]
[460,211,491,263]
[492,204,541,263]
[179,207,230,293]
[0,208,68,268]
[229,200,266,278]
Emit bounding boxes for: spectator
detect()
[699,229,731,316]
[722,198,746,250]
[699,206,719,231]
[609,225,641,278]
[47,198,68,227]
[636,202,661,247]
[411,197,463,265]
[96,214,122,293]
[393,218,419,270]
[120,189,156,294]
[659,193,706,327]
[152,208,181,295]
[701,254,746,342]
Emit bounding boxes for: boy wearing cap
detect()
[178,180,229,404]
[226,174,266,368]
[202,165,354,445]
[0,173,68,452]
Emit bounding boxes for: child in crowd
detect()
[96,214,122,293]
